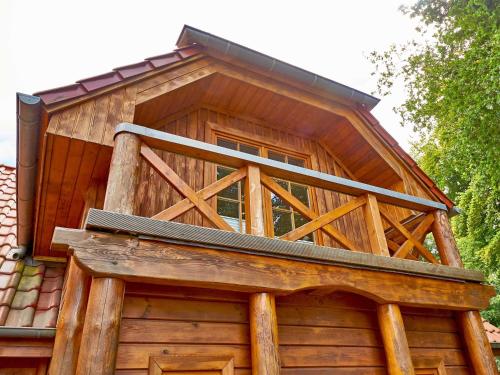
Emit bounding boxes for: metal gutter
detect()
[176,25,380,110]
[0,326,55,338]
[16,93,42,257]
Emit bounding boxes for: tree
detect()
[369,0,499,325]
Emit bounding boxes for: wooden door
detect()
[149,356,234,375]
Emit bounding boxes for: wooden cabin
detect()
[2,26,497,374]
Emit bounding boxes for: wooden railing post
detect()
[364,194,390,256]
[76,132,141,375]
[432,211,496,373]
[365,194,414,374]
[246,165,280,375]
[431,209,463,267]
[48,257,90,375]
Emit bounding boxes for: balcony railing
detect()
[110,122,462,267]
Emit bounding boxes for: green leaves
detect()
[370,0,500,325]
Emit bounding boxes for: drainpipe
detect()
[15,93,42,258]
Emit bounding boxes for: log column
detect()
[377,304,415,375]
[365,195,414,374]
[48,258,90,375]
[76,132,141,375]
[245,165,280,375]
[432,209,496,374]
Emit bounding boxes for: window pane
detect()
[217,198,239,218]
[217,167,239,200]
[294,213,313,242]
[288,156,305,167]
[273,210,292,237]
[291,183,309,207]
[217,138,238,150]
[239,143,260,156]
[268,151,286,163]
[270,179,290,209]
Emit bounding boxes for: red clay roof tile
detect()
[34,44,203,106]
[0,166,65,328]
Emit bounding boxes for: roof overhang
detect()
[177,25,380,111]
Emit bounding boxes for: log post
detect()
[377,304,415,375]
[458,310,497,375]
[366,195,414,374]
[48,257,90,375]
[432,211,496,373]
[76,132,141,375]
[245,165,280,375]
[364,194,390,256]
[431,209,463,267]
[249,293,280,375]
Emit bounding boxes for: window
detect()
[216,138,260,232]
[216,136,313,243]
[267,151,313,242]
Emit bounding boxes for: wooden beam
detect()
[280,195,366,243]
[377,304,415,375]
[152,167,247,221]
[363,194,390,256]
[380,209,438,264]
[54,230,494,310]
[48,258,90,375]
[458,310,497,374]
[249,293,280,375]
[432,210,463,268]
[76,132,140,375]
[261,173,357,250]
[245,165,265,236]
[393,214,435,262]
[140,144,234,231]
[115,123,448,212]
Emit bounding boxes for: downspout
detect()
[14,93,42,259]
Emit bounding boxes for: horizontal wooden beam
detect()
[115,123,447,212]
[77,209,483,282]
[52,226,494,310]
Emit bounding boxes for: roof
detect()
[34,44,202,106]
[176,25,380,110]
[483,319,500,345]
[355,108,454,209]
[31,26,452,208]
[0,166,65,328]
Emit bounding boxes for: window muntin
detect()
[268,151,313,242]
[216,138,259,232]
[216,137,313,243]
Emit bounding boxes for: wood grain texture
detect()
[377,304,415,375]
[60,231,494,310]
[76,277,125,375]
[363,194,389,256]
[458,310,497,374]
[432,210,463,268]
[245,165,265,236]
[48,257,90,375]
[249,293,280,375]
[103,133,141,215]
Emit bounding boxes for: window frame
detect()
[212,131,320,244]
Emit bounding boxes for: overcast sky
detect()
[1,0,418,167]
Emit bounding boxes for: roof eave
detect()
[177,25,380,111]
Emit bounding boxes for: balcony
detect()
[81,122,465,270]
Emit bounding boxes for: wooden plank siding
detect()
[134,107,374,251]
[115,286,472,375]
[115,284,252,374]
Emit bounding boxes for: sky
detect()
[0,0,418,167]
